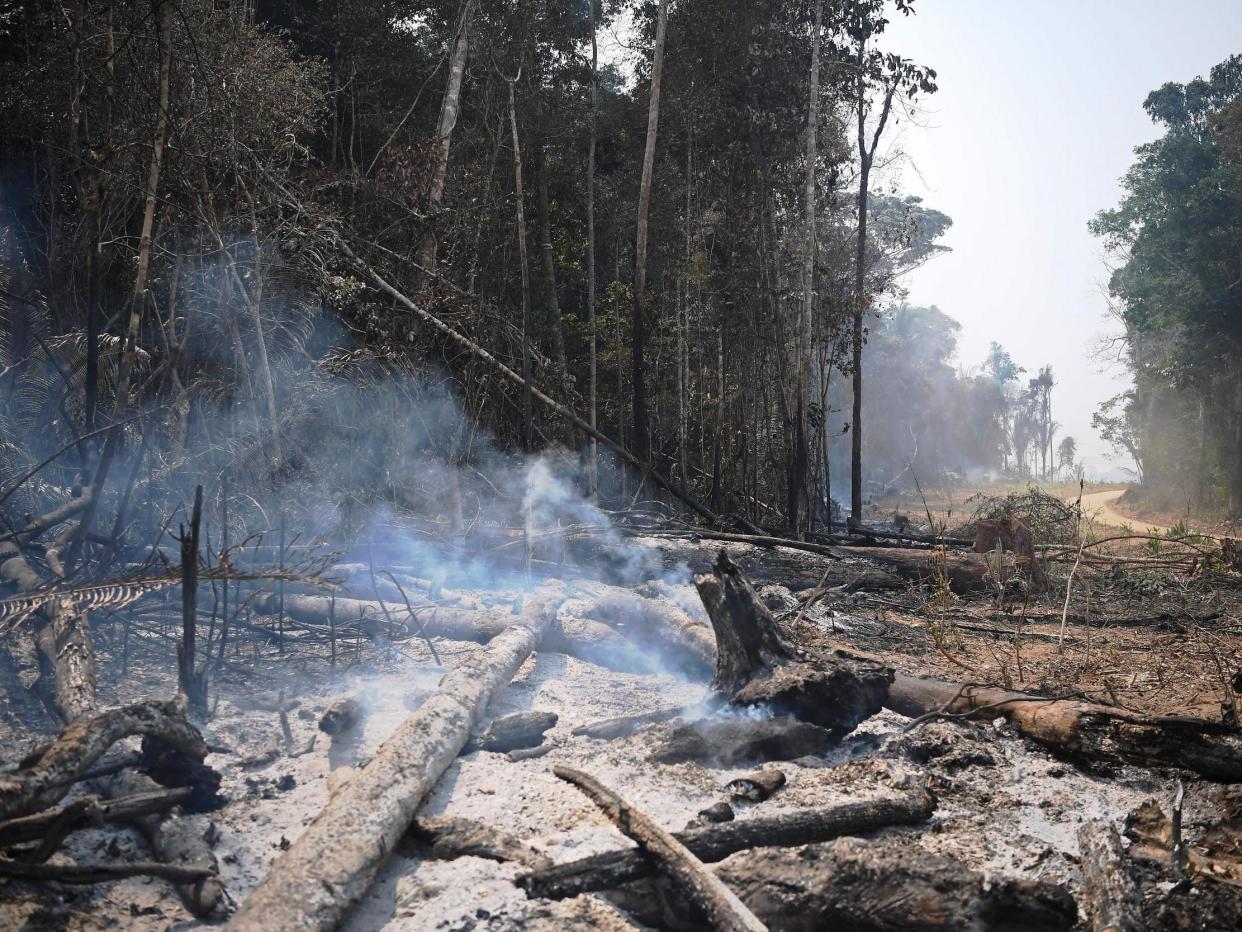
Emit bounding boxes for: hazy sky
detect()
[881,0,1242,478]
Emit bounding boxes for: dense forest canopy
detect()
[0,0,1235,553]
[1092,54,1242,511]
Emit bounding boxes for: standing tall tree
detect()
[845,0,936,525]
[632,0,669,464]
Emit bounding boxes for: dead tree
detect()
[694,552,890,734]
[178,485,207,718]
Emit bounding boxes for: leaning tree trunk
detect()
[227,593,564,932]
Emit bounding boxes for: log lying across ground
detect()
[227,591,565,932]
[705,836,1076,932]
[886,674,1242,782]
[581,586,716,676]
[255,592,645,671]
[518,790,935,901]
[554,766,767,932]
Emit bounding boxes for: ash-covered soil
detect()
[3,536,1241,930]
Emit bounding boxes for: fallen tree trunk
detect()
[258,591,666,674]
[701,836,1076,931]
[554,766,767,932]
[518,790,935,901]
[468,710,558,753]
[829,546,995,594]
[886,674,1242,782]
[0,699,208,821]
[694,552,890,735]
[1077,820,1142,932]
[227,591,565,932]
[582,587,715,675]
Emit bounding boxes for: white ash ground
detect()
[0,578,1173,931]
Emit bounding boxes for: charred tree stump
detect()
[177,485,208,720]
[887,674,1242,782]
[468,710,558,753]
[694,552,890,734]
[227,592,565,932]
[1077,821,1142,932]
[518,790,935,901]
[554,766,767,932]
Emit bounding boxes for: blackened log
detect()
[887,674,1242,782]
[517,790,935,901]
[726,769,786,802]
[651,718,830,766]
[553,766,766,932]
[468,710,558,753]
[407,814,552,870]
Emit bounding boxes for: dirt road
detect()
[1079,488,1175,534]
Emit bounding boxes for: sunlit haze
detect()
[883,0,1242,479]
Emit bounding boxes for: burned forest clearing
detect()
[4,1,1242,930]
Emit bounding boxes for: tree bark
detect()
[795,1,823,536]
[417,0,474,280]
[506,74,535,452]
[227,592,564,932]
[1077,820,1143,932]
[631,0,669,463]
[886,674,1242,782]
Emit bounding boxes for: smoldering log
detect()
[582,587,716,675]
[886,674,1242,782]
[468,710,558,753]
[227,592,565,932]
[726,769,786,803]
[689,836,1076,932]
[0,699,209,821]
[694,552,890,734]
[0,857,213,886]
[407,815,552,870]
[651,718,831,766]
[1077,820,1142,932]
[553,766,767,932]
[518,790,936,901]
[573,706,684,739]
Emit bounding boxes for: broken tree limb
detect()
[830,545,995,594]
[338,238,760,533]
[886,674,1242,782]
[572,706,683,739]
[726,768,786,803]
[694,552,890,734]
[1077,820,1142,932]
[553,765,767,932]
[227,591,566,932]
[0,699,208,821]
[518,790,936,901]
[0,856,212,885]
[0,786,191,849]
